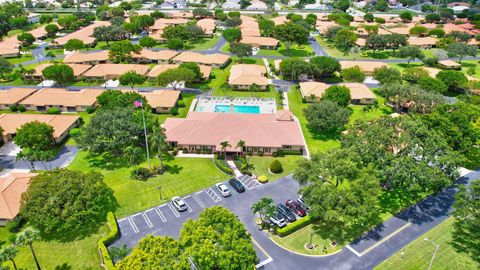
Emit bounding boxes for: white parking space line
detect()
[183,197,193,213]
[127,217,139,233]
[345,245,362,258]
[141,212,153,228]
[252,237,273,269]
[193,194,205,208]
[155,207,167,222]
[168,202,180,217]
[205,187,222,202]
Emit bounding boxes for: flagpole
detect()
[141,103,151,169]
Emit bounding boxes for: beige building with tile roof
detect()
[0,36,21,58]
[20,88,102,112]
[196,18,216,36]
[340,61,388,75]
[142,90,180,113]
[408,37,438,48]
[164,112,305,155]
[131,49,179,64]
[438,60,461,69]
[30,63,92,80]
[240,36,279,49]
[0,88,37,110]
[0,172,37,225]
[172,52,231,68]
[228,64,269,90]
[82,64,150,80]
[63,50,110,65]
[51,21,110,47]
[0,113,80,143]
[299,81,376,104]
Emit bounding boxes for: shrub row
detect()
[273,150,302,157]
[9,105,26,112]
[98,212,119,269]
[275,215,313,237]
[213,158,233,175]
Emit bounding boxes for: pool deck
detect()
[193,97,277,114]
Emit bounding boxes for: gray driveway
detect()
[0,145,78,170]
[110,169,479,270]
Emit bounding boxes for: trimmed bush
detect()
[85,106,95,114]
[130,167,151,180]
[269,159,283,174]
[6,216,24,233]
[279,150,302,155]
[46,107,62,114]
[18,105,26,112]
[9,105,18,112]
[341,66,366,82]
[170,106,179,115]
[177,100,185,107]
[98,212,119,269]
[213,158,233,175]
[423,57,438,67]
[258,175,268,183]
[276,215,312,237]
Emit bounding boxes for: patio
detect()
[193,96,277,114]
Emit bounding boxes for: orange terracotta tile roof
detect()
[63,50,110,63]
[340,61,388,73]
[408,36,438,46]
[164,112,305,149]
[299,82,376,100]
[0,36,20,56]
[151,18,188,31]
[0,88,37,105]
[196,18,216,35]
[228,64,268,86]
[147,64,211,78]
[0,113,79,139]
[142,90,180,108]
[52,21,110,46]
[131,49,179,61]
[0,172,37,220]
[240,36,279,47]
[172,52,230,66]
[20,88,102,107]
[33,63,92,77]
[82,64,150,78]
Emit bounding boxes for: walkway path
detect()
[226,160,243,178]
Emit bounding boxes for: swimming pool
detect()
[214,105,260,114]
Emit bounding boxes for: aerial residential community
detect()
[0,0,479,269]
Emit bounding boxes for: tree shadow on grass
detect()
[396,63,423,69]
[54,263,72,270]
[366,51,391,59]
[86,152,131,170]
[279,48,311,57]
[308,127,342,141]
[167,164,183,174]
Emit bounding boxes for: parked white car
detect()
[215,183,231,197]
[172,196,188,212]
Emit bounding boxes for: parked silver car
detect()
[172,196,188,212]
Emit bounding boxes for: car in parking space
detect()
[298,195,310,211]
[172,196,188,212]
[216,183,232,197]
[269,212,287,228]
[277,204,296,222]
[228,178,245,193]
[285,199,307,217]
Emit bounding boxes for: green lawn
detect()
[257,43,314,57]
[0,226,106,270]
[155,35,220,51]
[315,37,401,60]
[6,54,34,65]
[248,156,303,181]
[68,152,227,218]
[375,217,479,270]
[271,223,342,255]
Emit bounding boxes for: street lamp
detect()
[157,186,162,200]
[424,238,440,270]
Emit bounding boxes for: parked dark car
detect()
[228,178,245,193]
[277,204,296,222]
[285,199,307,217]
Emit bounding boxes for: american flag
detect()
[134,100,143,108]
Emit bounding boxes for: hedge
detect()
[213,158,233,175]
[275,215,312,237]
[98,212,119,269]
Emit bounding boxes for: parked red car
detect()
[285,199,307,217]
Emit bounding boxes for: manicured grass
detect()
[315,37,400,60]
[6,54,34,65]
[349,91,393,124]
[257,43,314,57]
[248,155,303,181]
[155,35,220,51]
[375,217,479,270]
[220,42,230,53]
[68,153,227,218]
[0,226,106,270]
[287,87,340,154]
[271,223,342,255]
[388,62,424,72]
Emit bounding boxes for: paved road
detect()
[110,169,479,270]
[0,145,78,170]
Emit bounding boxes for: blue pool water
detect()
[214,105,260,114]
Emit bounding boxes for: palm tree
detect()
[0,245,18,270]
[149,126,167,169]
[220,141,231,161]
[25,69,35,82]
[350,46,360,61]
[15,227,41,270]
[251,196,276,224]
[45,51,55,62]
[236,140,245,155]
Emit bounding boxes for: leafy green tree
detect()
[428,28,445,38]
[399,11,413,22]
[366,34,387,51]
[341,66,365,82]
[222,27,242,43]
[279,58,312,81]
[157,67,196,89]
[0,58,13,79]
[447,43,478,63]
[309,56,341,78]
[323,85,351,107]
[139,36,157,48]
[363,13,374,22]
[378,83,445,114]
[230,42,252,59]
[258,18,275,37]
[20,169,117,240]
[179,62,202,81]
[14,121,55,171]
[0,246,18,270]
[96,90,148,111]
[42,64,74,86]
[251,196,276,224]
[179,206,257,269]
[109,40,141,62]
[192,8,212,19]
[119,1,132,10]
[402,67,429,82]
[150,10,165,19]
[225,17,242,27]
[452,179,480,263]
[425,13,441,23]
[93,25,127,46]
[440,8,454,22]
[304,100,351,132]
[273,22,309,54]
[399,46,424,65]
[57,14,79,31]
[334,0,350,11]
[162,25,187,41]
[375,0,388,11]
[436,70,468,92]
[117,235,190,269]
[409,25,428,37]
[39,14,53,24]
[417,77,448,94]
[44,24,59,38]
[167,38,183,50]
[447,31,470,42]
[119,71,147,89]
[373,66,402,85]
[17,33,35,47]
[15,227,41,270]
[64,38,84,51]
[184,25,205,41]
[109,244,131,261]
[334,29,358,53]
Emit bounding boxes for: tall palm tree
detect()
[15,227,41,270]
[236,140,245,155]
[0,245,18,270]
[220,141,231,161]
[251,196,276,224]
[149,126,167,169]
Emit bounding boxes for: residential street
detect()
[111,169,479,270]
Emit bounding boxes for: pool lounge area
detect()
[193,96,276,114]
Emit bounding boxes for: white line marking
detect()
[155,207,167,222]
[195,190,203,195]
[184,195,192,198]
[346,245,362,257]
[141,212,153,228]
[205,188,221,202]
[251,237,273,269]
[359,222,412,256]
[193,194,205,208]
[256,258,273,268]
[127,217,139,233]
[168,203,180,217]
[183,199,193,213]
